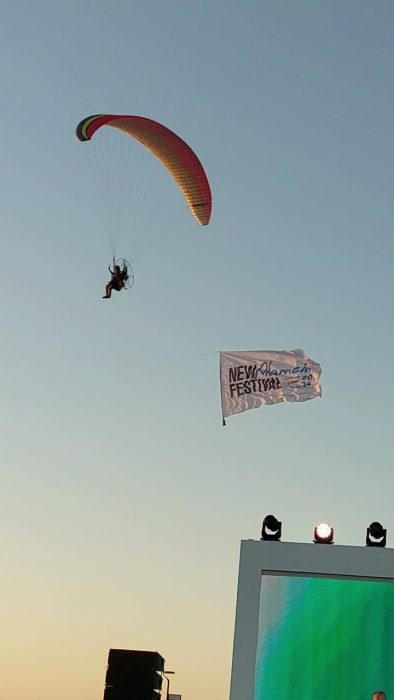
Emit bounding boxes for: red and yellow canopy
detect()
[76,114,212,226]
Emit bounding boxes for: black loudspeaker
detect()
[107,650,165,672]
[103,687,161,700]
[105,666,163,691]
[104,649,166,700]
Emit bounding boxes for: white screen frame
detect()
[229,539,394,700]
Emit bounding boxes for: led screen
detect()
[254,574,394,699]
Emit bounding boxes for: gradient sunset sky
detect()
[1,2,394,699]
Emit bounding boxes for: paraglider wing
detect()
[76,114,212,226]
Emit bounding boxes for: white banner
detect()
[220,349,322,422]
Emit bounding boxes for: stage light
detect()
[366,522,387,548]
[261,514,282,541]
[313,522,334,544]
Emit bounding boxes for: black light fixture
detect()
[261,514,282,541]
[313,522,334,544]
[366,521,387,548]
[162,671,175,700]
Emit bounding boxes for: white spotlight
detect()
[314,522,334,544]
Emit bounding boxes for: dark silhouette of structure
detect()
[103,649,165,700]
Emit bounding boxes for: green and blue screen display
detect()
[254,574,394,699]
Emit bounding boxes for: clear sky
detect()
[1,2,394,699]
